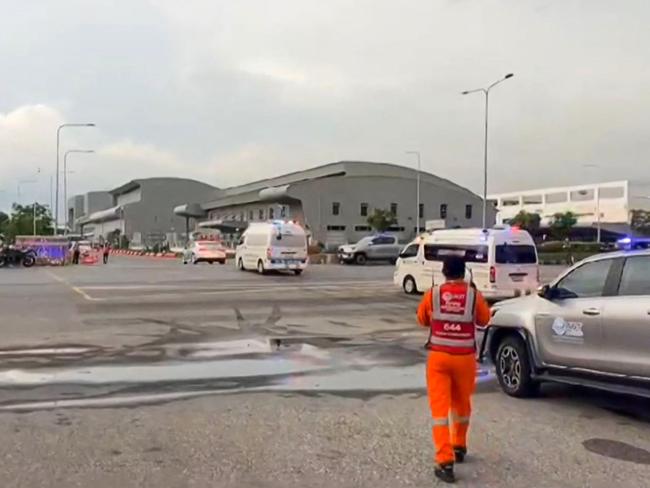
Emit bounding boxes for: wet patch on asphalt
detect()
[583,438,650,465]
[0,304,496,412]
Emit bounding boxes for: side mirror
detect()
[537,284,551,299]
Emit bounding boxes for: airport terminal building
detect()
[180,161,493,248]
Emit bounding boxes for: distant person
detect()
[103,243,110,264]
[417,255,491,484]
[72,242,80,265]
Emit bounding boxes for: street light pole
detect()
[462,73,514,229]
[17,178,38,235]
[55,123,95,235]
[63,149,94,235]
[582,164,601,243]
[406,151,421,234]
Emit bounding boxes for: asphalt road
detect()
[0,258,648,487]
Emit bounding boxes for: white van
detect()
[393,226,539,300]
[235,221,308,275]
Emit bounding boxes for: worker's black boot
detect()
[453,446,467,463]
[434,463,455,484]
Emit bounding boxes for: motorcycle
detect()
[0,246,37,268]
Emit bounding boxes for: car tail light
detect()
[489,266,496,283]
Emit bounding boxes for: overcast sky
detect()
[1,0,649,212]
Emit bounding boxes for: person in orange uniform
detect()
[417,255,491,483]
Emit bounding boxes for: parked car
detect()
[182,240,226,264]
[235,221,308,275]
[485,249,650,399]
[394,226,539,300]
[337,235,402,265]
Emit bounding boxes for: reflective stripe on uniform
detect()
[451,414,470,424]
[432,417,450,426]
[428,337,475,348]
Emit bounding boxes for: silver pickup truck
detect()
[337,235,402,265]
[485,249,650,399]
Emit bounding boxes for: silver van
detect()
[485,250,650,399]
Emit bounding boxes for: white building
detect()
[489,180,650,229]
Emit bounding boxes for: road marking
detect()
[44,270,103,302]
[80,279,392,291]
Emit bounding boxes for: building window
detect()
[360,203,368,217]
[465,204,472,219]
[269,207,274,219]
[390,203,398,215]
[354,225,372,232]
[387,225,405,232]
[327,225,346,231]
[501,197,521,206]
[332,202,340,216]
[258,209,265,220]
[419,203,424,219]
[440,204,447,219]
[522,195,543,205]
[544,192,567,204]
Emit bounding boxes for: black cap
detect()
[442,255,465,280]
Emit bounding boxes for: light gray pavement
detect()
[0,258,648,487]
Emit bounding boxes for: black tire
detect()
[208,261,214,265]
[354,253,367,265]
[219,260,225,265]
[495,334,540,398]
[402,275,418,295]
[293,269,303,276]
[22,255,35,268]
[257,260,266,275]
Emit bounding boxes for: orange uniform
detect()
[417,281,490,466]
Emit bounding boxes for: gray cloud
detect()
[1,0,649,212]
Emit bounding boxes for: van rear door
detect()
[493,242,538,292]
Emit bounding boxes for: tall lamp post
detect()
[63,149,94,235]
[582,164,602,243]
[462,73,514,229]
[55,123,95,235]
[406,151,421,234]
[17,178,38,236]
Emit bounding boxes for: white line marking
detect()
[44,270,103,302]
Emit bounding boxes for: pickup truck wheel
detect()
[495,335,539,398]
[354,253,367,265]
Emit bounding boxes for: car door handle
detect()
[582,308,601,316]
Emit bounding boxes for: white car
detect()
[236,221,308,275]
[394,226,539,300]
[182,240,227,265]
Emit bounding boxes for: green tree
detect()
[550,211,577,240]
[509,210,541,233]
[366,208,397,232]
[0,211,9,236]
[630,209,650,236]
[2,203,53,239]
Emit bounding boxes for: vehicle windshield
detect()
[495,244,537,264]
[355,236,374,246]
[197,241,222,249]
[275,234,306,247]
